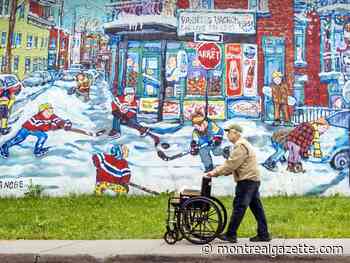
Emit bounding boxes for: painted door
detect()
[262,36,285,121]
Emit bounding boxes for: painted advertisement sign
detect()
[227,97,261,119]
[139,98,158,113]
[163,100,180,119]
[225,44,242,97]
[242,44,258,97]
[184,100,225,120]
[178,11,256,36]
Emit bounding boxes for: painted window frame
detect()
[294,22,307,67]
[1,31,6,47]
[248,0,270,17]
[26,35,33,49]
[25,57,31,73]
[13,55,19,73]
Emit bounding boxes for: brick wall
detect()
[256,0,295,97]
[295,11,328,106]
[214,0,247,9]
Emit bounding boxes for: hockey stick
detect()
[129,182,160,195]
[157,143,210,161]
[69,127,107,137]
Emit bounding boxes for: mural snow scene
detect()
[0,0,349,197]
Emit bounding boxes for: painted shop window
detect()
[1,32,6,47]
[128,41,141,49]
[25,57,31,72]
[294,26,307,67]
[142,55,161,97]
[126,52,139,89]
[186,52,207,96]
[165,52,181,98]
[13,56,19,72]
[27,35,33,48]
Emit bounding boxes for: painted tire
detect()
[331,150,350,170]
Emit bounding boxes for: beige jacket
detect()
[212,138,260,182]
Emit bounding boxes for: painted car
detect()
[36,71,52,84]
[52,70,81,91]
[22,72,44,87]
[325,110,350,170]
[0,74,23,95]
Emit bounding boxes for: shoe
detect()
[219,233,237,243]
[249,235,272,242]
[287,162,296,173]
[108,129,119,137]
[280,156,287,163]
[1,127,11,135]
[272,120,281,126]
[34,147,50,157]
[0,145,9,158]
[262,161,277,171]
[294,162,306,173]
[139,127,150,137]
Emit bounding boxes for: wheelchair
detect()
[164,176,227,245]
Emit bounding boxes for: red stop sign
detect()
[197,42,221,69]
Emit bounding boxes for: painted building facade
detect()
[104,0,297,122]
[48,26,70,70]
[0,0,56,79]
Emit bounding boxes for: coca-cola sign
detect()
[227,98,261,119]
[197,42,221,69]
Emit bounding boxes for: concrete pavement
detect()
[0,239,349,262]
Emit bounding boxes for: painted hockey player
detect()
[93,144,131,195]
[108,87,160,146]
[190,109,224,172]
[0,80,16,135]
[0,103,72,158]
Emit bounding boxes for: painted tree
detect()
[4,0,18,74]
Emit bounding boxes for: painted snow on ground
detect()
[0,81,349,197]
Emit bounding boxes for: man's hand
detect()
[206,171,216,177]
[64,120,72,131]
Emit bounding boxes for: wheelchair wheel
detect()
[209,196,227,234]
[164,230,178,245]
[178,196,223,245]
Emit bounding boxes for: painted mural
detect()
[0,0,349,197]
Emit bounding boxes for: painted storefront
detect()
[0,0,349,197]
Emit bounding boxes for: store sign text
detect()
[178,12,255,36]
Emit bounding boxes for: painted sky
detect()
[62,0,107,32]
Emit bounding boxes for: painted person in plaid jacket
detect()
[286,117,329,173]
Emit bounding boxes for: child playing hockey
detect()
[190,109,224,172]
[0,103,72,158]
[108,87,160,145]
[93,144,131,195]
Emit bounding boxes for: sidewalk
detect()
[0,239,350,262]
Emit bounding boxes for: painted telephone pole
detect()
[4,0,18,74]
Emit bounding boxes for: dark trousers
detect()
[227,180,269,237]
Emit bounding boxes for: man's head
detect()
[224,124,243,143]
[39,103,54,118]
[272,71,283,85]
[313,117,330,135]
[191,110,208,132]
